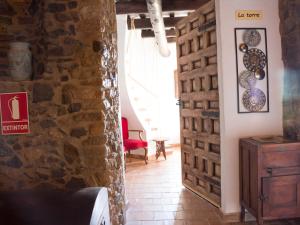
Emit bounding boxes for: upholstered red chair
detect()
[121,117,148,164]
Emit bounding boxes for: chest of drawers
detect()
[240,136,300,224]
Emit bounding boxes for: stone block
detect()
[0,2,15,16]
[28,0,40,16]
[12,143,22,151]
[17,16,34,25]
[68,103,81,113]
[60,75,69,82]
[0,34,13,41]
[89,123,104,135]
[0,141,13,157]
[66,177,86,190]
[5,156,23,168]
[58,62,79,73]
[73,112,101,122]
[68,1,78,9]
[70,128,87,138]
[68,25,76,35]
[36,63,45,76]
[64,37,82,48]
[40,119,57,128]
[48,47,64,57]
[81,147,105,168]
[47,27,69,38]
[0,51,7,58]
[93,41,103,52]
[55,13,72,22]
[51,168,65,178]
[0,16,12,24]
[64,142,80,164]
[57,106,67,116]
[82,136,105,146]
[33,83,54,103]
[36,171,49,180]
[47,3,66,13]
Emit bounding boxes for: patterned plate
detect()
[243,29,261,47]
[243,48,266,72]
[254,69,266,80]
[242,88,266,112]
[239,70,256,89]
[239,43,248,53]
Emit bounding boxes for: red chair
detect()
[121,117,148,164]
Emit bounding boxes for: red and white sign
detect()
[0,92,30,135]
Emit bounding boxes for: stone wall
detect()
[279,0,300,140]
[0,1,125,225]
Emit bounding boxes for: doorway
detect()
[116,0,221,224]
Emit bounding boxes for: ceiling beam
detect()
[116,0,210,14]
[127,17,184,30]
[141,29,176,38]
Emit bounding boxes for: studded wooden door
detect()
[176,0,221,207]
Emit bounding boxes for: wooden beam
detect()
[141,29,176,38]
[127,17,184,30]
[116,0,210,14]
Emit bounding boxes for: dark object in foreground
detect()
[0,187,109,225]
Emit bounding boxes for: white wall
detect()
[216,0,283,214]
[126,30,180,145]
[117,15,144,134]
[117,16,180,155]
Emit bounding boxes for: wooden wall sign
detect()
[0,92,30,135]
[236,10,263,20]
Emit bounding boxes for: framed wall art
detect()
[234,28,269,113]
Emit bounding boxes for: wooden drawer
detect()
[262,150,300,169]
[262,175,300,219]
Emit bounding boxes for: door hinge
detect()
[259,194,268,201]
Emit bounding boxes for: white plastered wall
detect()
[216,0,284,214]
[117,15,144,133]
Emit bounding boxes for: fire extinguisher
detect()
[8,96,20,120]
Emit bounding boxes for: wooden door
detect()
[262,175,300,219]
[176,0,221,206]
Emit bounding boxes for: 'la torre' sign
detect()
[235,10,263,20]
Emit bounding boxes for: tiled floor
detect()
[125,147,300,225]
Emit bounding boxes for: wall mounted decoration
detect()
[0,92,30,135]
[235,28,269,113]
[8,42,32,81]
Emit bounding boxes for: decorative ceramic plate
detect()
[254,69,266,80]
[239,70,256,89]
[243,48,266,72]
[243,29,261,47]
[239,43,248,53]
[242,88,266,112]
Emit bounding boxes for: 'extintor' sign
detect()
[0,92,30,135]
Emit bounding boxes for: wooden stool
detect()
[153,139,167,160]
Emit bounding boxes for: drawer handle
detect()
[266,167,273,175]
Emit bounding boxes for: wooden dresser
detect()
[240,136,300,224]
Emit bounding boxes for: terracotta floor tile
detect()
[124,148,300,225]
